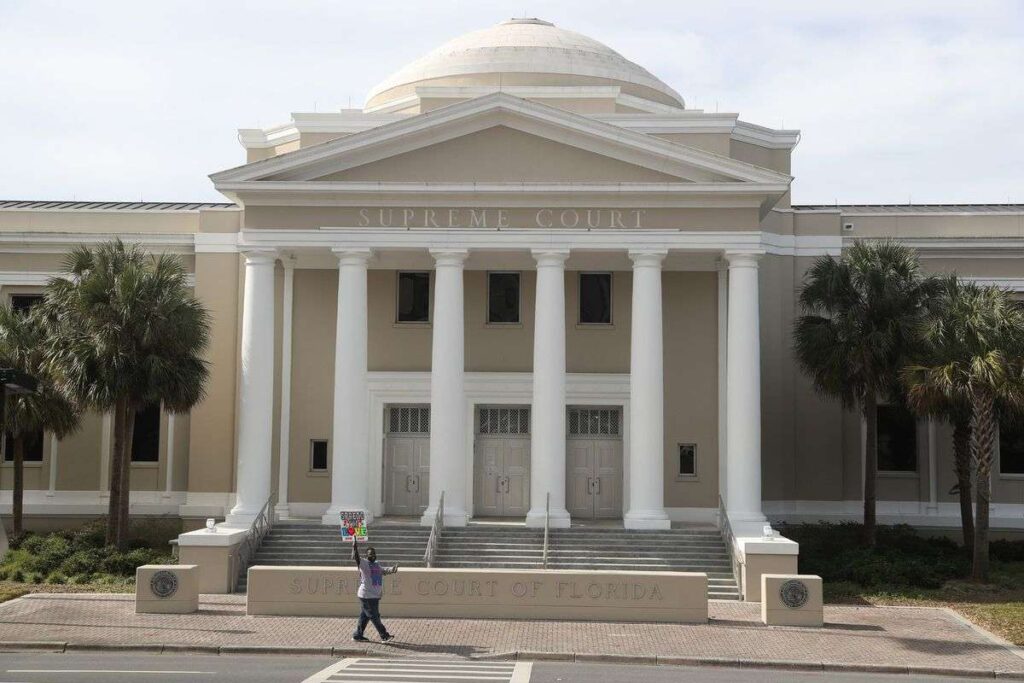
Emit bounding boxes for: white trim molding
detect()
[764,500,1024,530]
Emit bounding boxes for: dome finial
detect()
[501,17,554,26]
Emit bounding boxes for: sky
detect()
[1,0,1022,205]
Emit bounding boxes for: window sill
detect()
[485,322,523,329]
[878,471,919,478]
[393,322,431,329]
[999,472,1024,480]
[575,323,615,330]
[307,470,330,478]
[675,475,699,482]
[131,462,159,469]
[1,461,43,468]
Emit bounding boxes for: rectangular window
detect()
[487,272,520,324]
[131,403,161,462]
[999,417,1024,475]
[396,272,430,323]
[310,439,329,472]
[10,294,43,315]
[876,404,917,472]
[579,272,612,324]
[678,443,697,477]
[3,430,44,462]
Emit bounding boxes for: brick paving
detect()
[0,593,1022,675]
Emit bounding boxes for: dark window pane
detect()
[877,404,917,472]
[311,440,328,471]
[131,403,161,462]
[579,273,611,324]
[1000,417,1024,475]
[397,272,430,322]
[3,430,44,462]
[488,272,520,323]
[11,294,43,315]
[679,444,696,476]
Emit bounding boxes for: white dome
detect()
[366,18,684,109]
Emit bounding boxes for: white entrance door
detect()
[566,407,623,519]
[474,407,531,517]
[383,406,430,516]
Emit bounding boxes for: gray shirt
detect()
[356,558,396,599]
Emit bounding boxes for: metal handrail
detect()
[542,492,550,569]
[231,491,276,593]
[424,490,444,568]
[718,495,742,598]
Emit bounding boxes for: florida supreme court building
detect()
[3,19,1023,565]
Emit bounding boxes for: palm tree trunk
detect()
[115,402,135,550]
[12,436,24,536]
[952,416,974,557]
[863,394,878,548]
[107,399,128,545]
[970,393,995,583]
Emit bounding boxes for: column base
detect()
[525,507,571,529]
[322,505,374,527]
[624,509,671,530]
[224,511,257,527]
[420,506,469,527]
[273,503,291,520]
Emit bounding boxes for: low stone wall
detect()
[247,566,708,623]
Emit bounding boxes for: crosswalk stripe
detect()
[301,658,531,683]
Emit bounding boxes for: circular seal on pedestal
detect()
[779,579,809,609]
[150,570,179,599]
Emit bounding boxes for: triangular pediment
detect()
[211,93,792,190]
[313,126,686,183]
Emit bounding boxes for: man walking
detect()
[351,541,397,642]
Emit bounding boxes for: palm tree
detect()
[0,306,80,535]
[901,276,978,555]
[794,240,936,547]
[903,279,1024,581]
[44,239,211,549]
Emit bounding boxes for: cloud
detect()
[0,0,1020,203]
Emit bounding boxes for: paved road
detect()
[0,652,986,682]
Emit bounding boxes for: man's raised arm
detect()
[352,539,361,567]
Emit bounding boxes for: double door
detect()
[567,439,622,519]
[383,406,430,516]
[474,437,530,516]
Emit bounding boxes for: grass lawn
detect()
[0,578,134,604]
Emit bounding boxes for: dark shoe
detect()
[352,635,369,642]
[381,633,395,642]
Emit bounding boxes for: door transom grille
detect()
[387,406,430,434]
[568,407,621,437]
[477,407,530,435]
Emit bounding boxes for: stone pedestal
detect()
[761,574,823,627]
[136,564,199,614]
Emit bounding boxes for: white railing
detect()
[718,495,742,597]
[424,490,444,568]
[542,492,550,569]
[231,491,276,593]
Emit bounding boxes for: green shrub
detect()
[7,531,31,551]
[991,540,1024,563]
[45,572,67,585]
[19,535,46,555]
[58,549,104,577]
[23,571,42,584]
[781,523,971,589]
[68,574,92,585]
[8,569,24,583]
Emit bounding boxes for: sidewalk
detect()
[1,593,1023,678]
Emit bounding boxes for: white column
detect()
[422,249,470,527]
[99,412,112,497]
[162,410,175,498]
[47,433,58,497]
[526,249,571,529]
[227,249,278,526]
[724,251,766,533]
[624,249,671,530]
[275,257,296,519]
[717,262,728,508]
[323,249,372,525]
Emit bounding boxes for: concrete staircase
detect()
[435,525,740,600]
[238,520,739,600]
[235,521,429,592]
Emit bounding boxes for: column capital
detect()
[279,253,297,271]
[531,248,570,266]
[724,251,764,268]
[628,249,667,267]
[332,248,373,266]
[430,249,469,267]
[241,248,279,266]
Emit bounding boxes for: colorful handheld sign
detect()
[339,511,367,543]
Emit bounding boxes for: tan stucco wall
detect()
[186,253,241,494]
[652,133,732,157]
[0,210,216,233]
[843,213,1024,239]
[317,126,684,183]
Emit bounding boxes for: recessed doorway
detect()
[473,406,531,517]
[566,407,623,520]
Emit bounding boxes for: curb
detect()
[0,642,1022,679]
